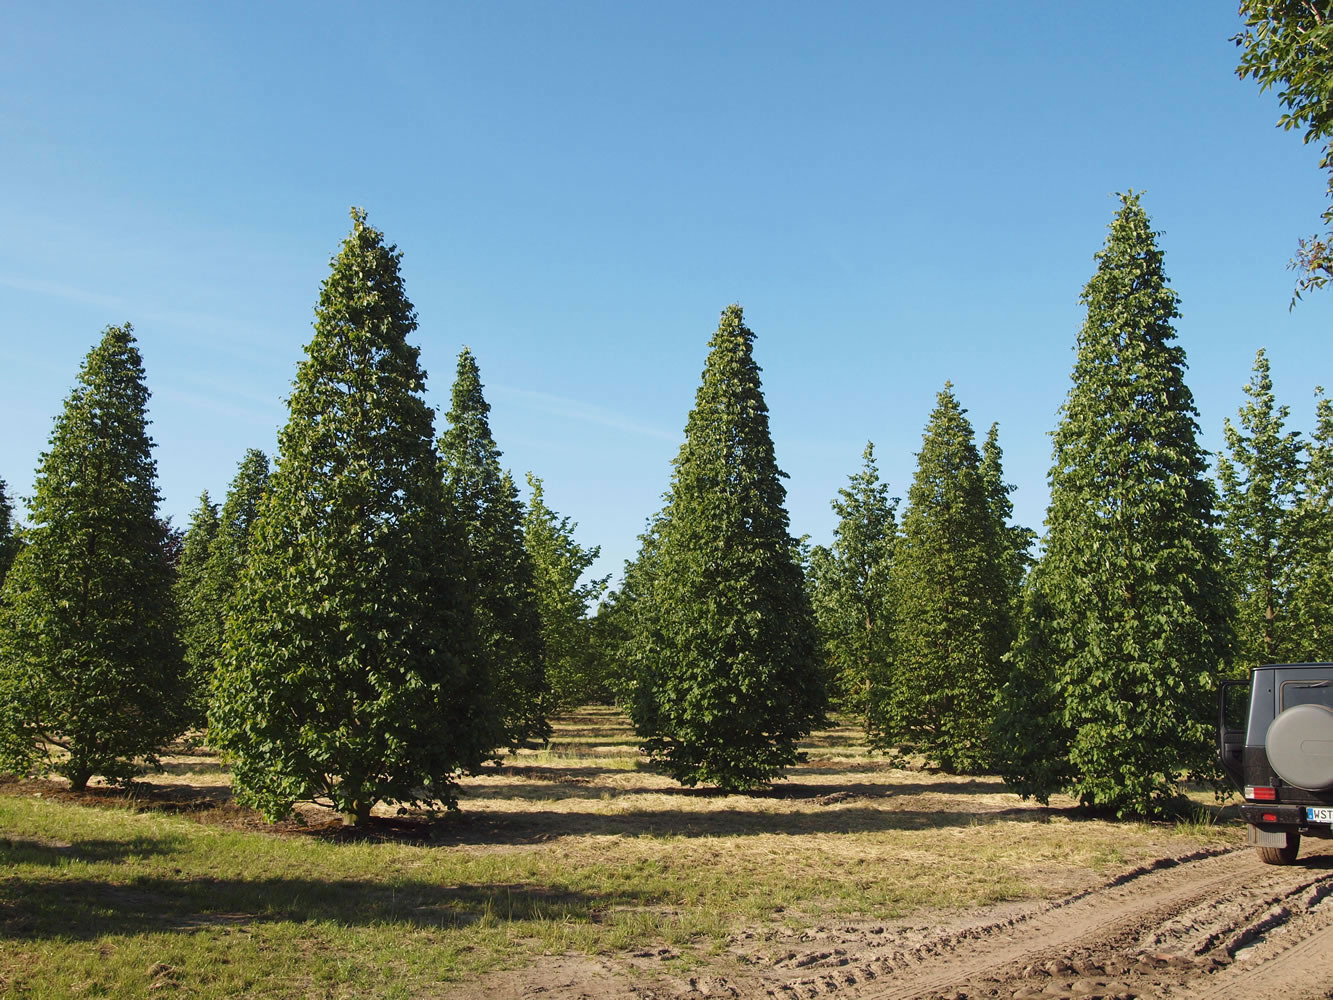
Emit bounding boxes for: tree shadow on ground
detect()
[0,867,635,941]
[421,803,1092,845]
[3,777,237,813]
[0,834,182,866]
[155,760,230,777]
[458,773,1012,804]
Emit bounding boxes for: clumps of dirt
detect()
[813,791,860,807]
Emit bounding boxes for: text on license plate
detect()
[1306,807,1333,824]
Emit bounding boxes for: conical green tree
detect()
[0,478,18,586]
[523,473,607,709]
[1289,389,1333,660]
[173,449,270,734]
[207,448,270,602]
[0,323,185,788]
[440,348,547,745]
[808,442,897,721]
[175,491,220,729]
[210,210,494,826]
[1217,349,1304,667]
[980,423,1034,619]
[873,385,1009,772]
[627,304,824,790]
[1007,193,1232,816]
[202,448,270,635]
[597,513,667,706]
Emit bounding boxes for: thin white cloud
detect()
[491,384,678,443]
[1,273,244,335]
[0,274,126,312]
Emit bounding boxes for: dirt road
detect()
[488,842,1333,1000]
[698,842,1333,1000]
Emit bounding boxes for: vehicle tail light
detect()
[1246,786,1277,801]
[1262,813,1278,823]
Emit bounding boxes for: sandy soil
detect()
[454,842,1333,1000]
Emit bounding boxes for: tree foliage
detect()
[1002,193,1232,817]
[808,442,897,720]
[1217,349,1304,666]
[207,449,270,607]
[174,449,270,733]
[625,304,824,790]
[980,423,1035,614]
[1235,1,1333,300]
[872,385,1011,772]
[0,323,185,788]
[1289,388,1333,658]
[175,491,220,728]
[210,210,494,826]
[0,479,18,587]
[523,473,607,709]
[440,349,547,744]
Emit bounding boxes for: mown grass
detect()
[0,706,1242,998]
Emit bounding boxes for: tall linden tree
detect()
[0,324,185,788]
[1289,389,1333,659]
[439,348,547,746]
[874,385,1011,772]
[175,491,220,728]
[627,304,824,790]
[808,442,898,722]
[210,210,494,826]
[523,472,608,709]
[1004,193,1232,817]
[1216,349,1303,667]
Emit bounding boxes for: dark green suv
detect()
[1219,662,1333,864]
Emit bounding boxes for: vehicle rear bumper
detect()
[1241,803,1333,837]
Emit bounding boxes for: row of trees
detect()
[603,192,1331,816]
[0,211,604,824]
[0,192,1329,822]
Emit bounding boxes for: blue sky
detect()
[2,2,1329,586]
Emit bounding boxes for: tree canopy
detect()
[1003,193,1232,817]
[210,210,494,826]
[523,473,607,710]
[1289,388,1333,659]
[1217,349,1304,666]
[808,443,897,721]
[626,304,824,790]
[873,385,1012,772]
[440,348,548,745]
[0,323,185,789]
[1235,1,1333,299]
[0,478,18,587]
[175,491,220,728]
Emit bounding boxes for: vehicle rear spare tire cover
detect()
[1266,703,1333,791]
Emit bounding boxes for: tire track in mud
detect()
[1180,884,1333,999]
[719,842,1333,1000]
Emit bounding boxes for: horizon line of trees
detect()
[0,193,1330,824]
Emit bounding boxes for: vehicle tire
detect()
[1265,703,1333,791]
[1256,832,1301,865]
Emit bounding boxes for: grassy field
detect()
[0,707,1241,998]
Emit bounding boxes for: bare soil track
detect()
[481,843,1333,1000]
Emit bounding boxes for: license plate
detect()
[1306,807,1333,824]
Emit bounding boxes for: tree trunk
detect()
[341,796,372,828]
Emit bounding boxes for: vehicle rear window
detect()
[1281,679,1333,710]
